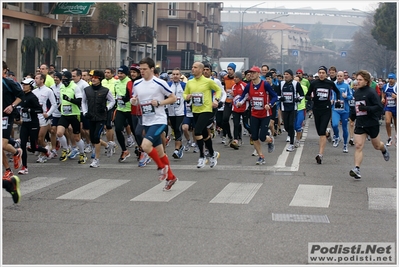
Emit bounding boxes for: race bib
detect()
[355,100,367,116]
[62,105,72,115]
[335,101,345,110]
[386,96,396,107]
[21,111,32,122]
[283,92,293,103]
[316,88,329,101]
[192,93,203,106]
[2,117,8,130]
[174,97,181,107]
[140,99,155,116]
[252,97,264,110]
[348,99,355,107]
[226,90,234,100]
[116,95,125,108]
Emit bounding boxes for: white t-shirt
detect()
[75,79,90,111]
[32,85,57,120]
[133,77,173,126]
[50,82,63,118]
[167,81,185,116]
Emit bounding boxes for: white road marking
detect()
[131,181,196,202]
[289,184,332,208]
[210,182,262,204]
[4,177,66,198]
[367,187,396,210]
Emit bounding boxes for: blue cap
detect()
[388,73,396,79]
[118,65,129,75]
[227,63,236,71]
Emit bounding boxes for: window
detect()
[168,27,177,50]
[168,2,177,17]
[25,3,39,11]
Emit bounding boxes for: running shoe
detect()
[18,166,28,175]
[226,138,233,147]
[252,149,258,156]
[315,154,323,164]
[68,148,79,159]
[178,145,184,158]
[91,149,96,159]
[8,175,21,204]
[158,165,169,181]
[172,149,179,159]
[349,167,361,180]
[163,176,178,191]
[294,140,300,148]
[343,145,348,153]
[13,148,22,170]
[48,150,57,159]
[78,153,87,164]
[36,155,47,163]
[221,137,226,144]
[349,138,354,146]
[382,145,390,161]
[256,156,265,165]
[286,136,290,142]
[59,149,69,161]
[90,158,99,168]
[107,141,116,157]
[3,169,13,179]
[138,152,150,166]
[268,136,275,153]
[286,144,295,152]
[386,137,392,146]
[184,140,191,152]
[209,151,220,168]
[84,144,92,153]
[230,140,239,150]
[193,145,199,153]
[326,128,332,142]
[333,136,340,147]
[197,157,208,168]
[119,150,131,163]
[126,135,135,148]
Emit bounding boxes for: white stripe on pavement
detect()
[4,177,66,198]
[131,181,196,202]
[209,182,262,204]
[289,184,332,208]
[57,179,129,200]
[367,187,396,210]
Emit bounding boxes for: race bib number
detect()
[386,96,396,107]
[116,95,125,108]
[335,101,345,110]
[355,100,367,116]
[252,97,264,110]
[226,90,234,100]
[21,111,32,122]
[283,92,293,103]
[140,99,155,116]
[316,88,329,101]
[2,117,8,130]
[174,97,181,107]
[192,93,203,106]
[62,105,72,115]
[348,99,355,107]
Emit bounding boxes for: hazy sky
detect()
[222,1,380,12]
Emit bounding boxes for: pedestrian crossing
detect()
[4,177,396,212]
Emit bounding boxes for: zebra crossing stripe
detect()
[209,182,262,204]
[289,184,332,208]
[131,181,196,202]
[57,179,129,200]
[3,177,66,198]
[367,188,396,210]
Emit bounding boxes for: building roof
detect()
[245,20,308,33]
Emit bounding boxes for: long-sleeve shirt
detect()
[306,78,340,110]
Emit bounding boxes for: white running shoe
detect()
[197,157,208,168]
[90,158,100,168]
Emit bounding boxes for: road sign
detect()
[341,51,347,57]
[52,3,94,15]
[292,50,299,56]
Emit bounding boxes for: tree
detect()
[347,18,396,78]
[221,28,278,67]
[371,2,397,51]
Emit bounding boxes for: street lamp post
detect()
[240,2,265,56]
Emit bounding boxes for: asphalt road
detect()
[2,117,396,265]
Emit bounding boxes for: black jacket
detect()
[20,91,43,124]
[84,84,109,121]
[354,86,383,127]
[306,78,340,110]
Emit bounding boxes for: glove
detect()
[358,102,368,111]
[62,94,71,102]
[334,101,341,108]
[279,96,286,102]
[295,97,302,103]
[218,101,224,109]
[21,107,30,113]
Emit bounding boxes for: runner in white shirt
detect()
[33,73,57,162]
[48,72,63,159]
[130,57,178,191]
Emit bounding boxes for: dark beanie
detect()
[93,70,105,80]
[284,69,293,77]
[118,65,129,75]
[54,72,63,80]
[318,66,328,72]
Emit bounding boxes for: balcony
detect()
[130,25,155,43]
[58,20,117,38]
[157,8,203,24]
[157,40,208,54]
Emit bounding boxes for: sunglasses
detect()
[91,75,101,79]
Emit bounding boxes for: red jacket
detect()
[127,80,142,116]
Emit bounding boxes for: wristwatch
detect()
[11,104,16,109]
